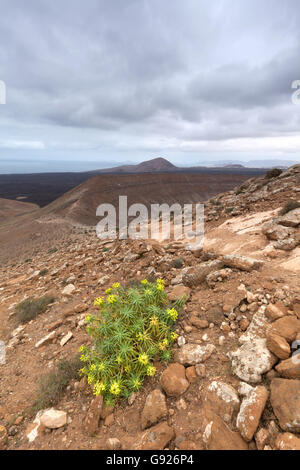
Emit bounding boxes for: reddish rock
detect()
[223,290,246,314]
[274,433,300,450]
[104,413,114,427]
[203,381,240,425]
[203,415,248,450]
[178,440,197,450]
[160,363,189,397]
[135,422,175,450]
[270,378,300,432]
[186,366,197,383]
[267,333,291,360]
[0,425,8,450]
[168,285,191,301]
[275,353,300,379]
[141,389,167,430]
[270,317,300,342]
[265,303,287,322]
[190,317,209,329]
[236,386,269,442]
[84,396,103,435]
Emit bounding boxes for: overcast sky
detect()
[0,0,300,170]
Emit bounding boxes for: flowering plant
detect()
[79,279,185,405]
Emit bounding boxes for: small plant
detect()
[102,247,109,253]
[31,356,81,413]
[39,269,48,276]
[265,168,283,179]
[48,247,58,254]
[15,295,55,324]
[173,258,184,269]
[280,200,300,216]
[79,279,186,406]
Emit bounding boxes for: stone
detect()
[270,378,300,432]
[274,433,300,450]
[229,338,277,383]
[277,208,300,228]
[269,317,300,342]
[190,317,209,329]
[182,260,224,287]
[40,409,67,429]
[203,381,240,425]
[135,422,175,450]
[223,291,246,314]
[239,306,269,343]
[60,331,73,347]
[106,438,122,450]
[104,413,114,427]
[265,303,287,321]
[84,396,103,435]
[267,333,291,360]
[35,331,56,348]
[178,440,197,450]
[160,363,189,397]
[0,425,8,450]
[141,389,167,430]
[262,221,293,241]
[203,415,248,450]
[275,353,300,379]
[168,285,191,301]
[185,366,197,383]
[255,428,269,450]
[222,254,263,272]
[174,343,216,366]
[236,386,269,441]
[62,284,75,296]
[292,300,300,319]
[74,303,88,313]
[195,364,206,378]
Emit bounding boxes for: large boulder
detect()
[270,378,300,433]
[236,386,269,442]
[203,415,248,450]
[202,381,240,425]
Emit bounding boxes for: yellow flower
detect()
[170,332,179,342]
[107,294,117,304]
[167,308,178,321]
[150,316,159,327]
[138,353,149,365]
[110,381,121,396]
[78,345,85,353]
[94,296,104,307]
[156,278,165,291]
[141,279,148,285]
[112,283,120,289]
[80,354,88,362]
[105,288,112,295]
[93,381,106,396]
[147,366,156,377]
[97,363,105,372]
[132,378,142,389]
[85,314,92,324]
[145,289,152,296]
[116,355,123,364]
[136,333,144,342]
[90,363,97,372]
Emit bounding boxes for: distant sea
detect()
[0,159,116,174]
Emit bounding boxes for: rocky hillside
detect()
[0,165,299,450]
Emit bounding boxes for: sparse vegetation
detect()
[31,356,81,413]
[265,168,283,179]
[39,269,48,276]
[79,280,186,406]
[173,258,184,269]
[280,200,300,216]
[15,295,55,324]
[48,247,58,254]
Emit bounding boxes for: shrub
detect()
[39,269,48,276]
[265,168,283,179]
[31,356,81,413]
[280,200,300,216]
[173,258,184,269]
[15,295,55,324]
[79,280,186,406]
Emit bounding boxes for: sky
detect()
[0,0,300,172]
